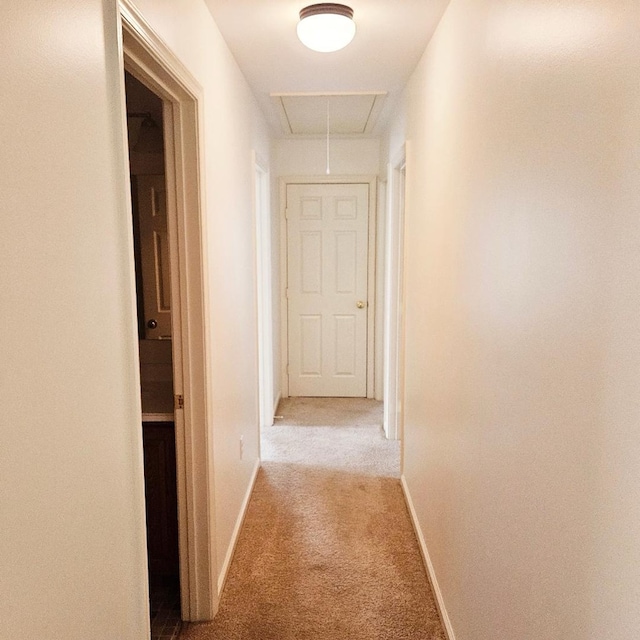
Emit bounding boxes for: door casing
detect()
[383,145,407,443]
[253,152,274,428]
[279,175,377,399]
[119,0,217,621]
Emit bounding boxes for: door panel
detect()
[143,421,179,577]
[335,231,357,292]
[334,314,357,375]
[300,315,322,376]
[287,183,369,397]
[300,232,323,293]
[138,174,172,339]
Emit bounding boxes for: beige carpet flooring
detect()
[182,398,446,640]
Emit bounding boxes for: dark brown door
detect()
[143,422,179,576]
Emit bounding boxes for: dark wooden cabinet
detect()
[142,422,179,577]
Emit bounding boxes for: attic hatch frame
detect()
[119,0,217,622]
[271,91,388,136]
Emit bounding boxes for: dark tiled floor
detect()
[150,576,182,640]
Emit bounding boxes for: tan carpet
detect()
[182,398,446,640]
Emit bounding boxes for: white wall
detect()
[384,1,640,638]
[1,0,271,636]
[1,1,148,637]
[116,0,273,593]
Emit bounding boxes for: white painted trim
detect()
[397,142,411,464]
[366,178,378,400]
[253,152,274,431]
[383,146,406,441]
[400,475,456,640]
[279,175,377,399]
[113,12,151,637]
[374,180,387,401]
[278,178,289,398]
[272,90,388,98]
[120,1,199,92]
[142,412,175,422]
[272,391,282,419]
[217,459,261,595]
[271,93,388,136]
[120,0,216,621]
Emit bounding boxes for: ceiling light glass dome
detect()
[297,4,356,53]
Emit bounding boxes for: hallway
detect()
[183,399,445,639]
[5,1,640,639]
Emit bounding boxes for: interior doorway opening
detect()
[124,71,182,640]
[279,176,378,400]
[120,0,216,622]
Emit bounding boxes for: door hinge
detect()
[285,208,289,220]
[175,394,184,410]
[286,287,290,299]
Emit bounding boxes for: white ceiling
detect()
[273,92,387,135]
[204,0,450,135]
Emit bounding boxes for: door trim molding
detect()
[253,152,274,432]
[279,175,377,399]
[118,0,217,621]
[374,179,387,401]
[383,145,407,443]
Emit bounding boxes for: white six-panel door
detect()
[286,183,369,397]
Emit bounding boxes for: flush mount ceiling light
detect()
[297,3,356,53]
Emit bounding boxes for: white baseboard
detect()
[272,392,282,424]
[400,475,456,640]
[217,458,261,595]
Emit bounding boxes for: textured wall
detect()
[117,0,272,591]
[0,0,148,637]
[1,0,272,635]
[389,1,640,638]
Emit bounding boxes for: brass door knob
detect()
[356,301,366,309]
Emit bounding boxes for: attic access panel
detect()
[272,92,387,135]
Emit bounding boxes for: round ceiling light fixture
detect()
[297,3,356,53]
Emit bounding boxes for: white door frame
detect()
[374,180,387,401]
[119,1,216,621]
[383,146,407,442]
[279,175,377,399]
[253,153,274,429]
